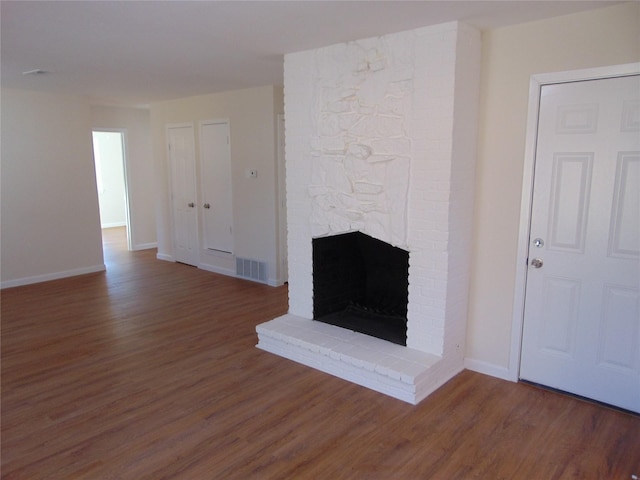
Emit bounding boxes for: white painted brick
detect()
[259,22,480,403]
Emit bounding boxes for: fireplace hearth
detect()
[313,232,409,345]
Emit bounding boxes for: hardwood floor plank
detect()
[2,227,639,479]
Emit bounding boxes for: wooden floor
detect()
[2,227,639,479]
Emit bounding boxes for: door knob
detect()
[530,258,543,268]
[188,202,195,208]
[204,203,210,209]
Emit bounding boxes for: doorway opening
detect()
[92,129,133,253]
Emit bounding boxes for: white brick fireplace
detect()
[257,22,481,404]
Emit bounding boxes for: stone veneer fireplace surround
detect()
[257,22,481,404]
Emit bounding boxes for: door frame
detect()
[92,128,133,251]
[508,62,640,382]
[277,114,288,285]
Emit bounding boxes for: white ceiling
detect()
[1,1,618,106]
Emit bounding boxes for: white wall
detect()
[466,3,640,376]
[1,89,105,287]
[91,105,156,250]
[150,85,284,284]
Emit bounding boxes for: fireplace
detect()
[256,21,481,404]
[313,232,409,345]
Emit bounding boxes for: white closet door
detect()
[168,124,199,266]
[200,121,233,254]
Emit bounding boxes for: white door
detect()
[200,121,233,254]
[520,74,640,413]
[168,125,199,266]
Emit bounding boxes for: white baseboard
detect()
[132,242,157,251]
[464,357,515,382]
[198,263,235,277]
[1,264,106,289]
[199,262,282,287]
[156,253,174,262]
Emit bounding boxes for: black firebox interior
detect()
[312,231,409,346]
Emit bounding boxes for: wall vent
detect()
[236,257,268,284]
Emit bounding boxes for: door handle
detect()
[188,202,195,208]
[204,203,210,209]
[530,258,543,268]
